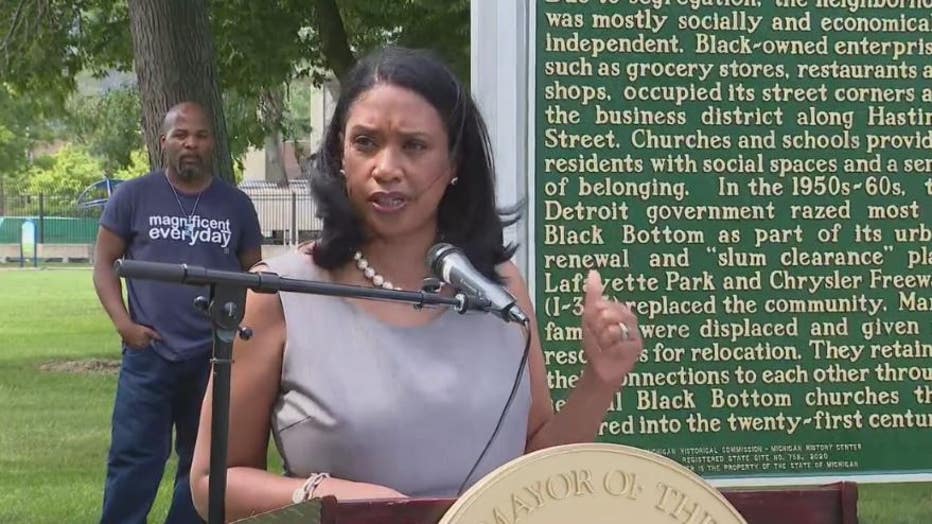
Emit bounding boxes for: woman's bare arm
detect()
[498,263,638,452]
[190,272,405,521]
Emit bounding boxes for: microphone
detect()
[426,243,528,324]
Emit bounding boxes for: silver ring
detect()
[618,322,631,341]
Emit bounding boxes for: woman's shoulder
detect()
[257,242,320,278]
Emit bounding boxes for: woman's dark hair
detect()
[310,46,517,282]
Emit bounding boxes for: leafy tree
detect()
[0,102,29,185]
[65,86,144,173]
[112,148,150,180]
[0,1,89,105]
[0,84,59,198]
[336,0,470,81]
[283,80,314,143]
[0,0,471,182]
[25,144,105,199]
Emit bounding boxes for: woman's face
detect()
[341,83,455,242]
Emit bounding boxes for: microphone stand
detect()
[113,259,483,524]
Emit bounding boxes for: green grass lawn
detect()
[0,268,180,523]
[0,268,929,523]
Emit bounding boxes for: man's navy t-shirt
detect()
[100,170,262,361]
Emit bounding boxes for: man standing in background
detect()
[93,101,263,523]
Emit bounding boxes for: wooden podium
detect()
[315,483,858,524]
[234,445,858,524]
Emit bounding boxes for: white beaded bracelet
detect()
[291,472,331,504]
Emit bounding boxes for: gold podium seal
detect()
[440,443,746,524]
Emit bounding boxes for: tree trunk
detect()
[314,0,355,81]
[128,0,235,183]
[259,86,286,185]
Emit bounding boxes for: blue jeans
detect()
[101,347,210,524]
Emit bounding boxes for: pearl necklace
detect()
[353,251,398,290]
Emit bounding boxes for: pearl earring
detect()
[450,177,459,186]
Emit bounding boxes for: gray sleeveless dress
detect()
[265,249,532,497]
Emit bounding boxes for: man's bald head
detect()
[161,102,210,135]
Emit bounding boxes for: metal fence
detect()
[0,194,102,243]
[240,180,323,245]
[0,182,323,263]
